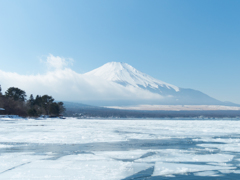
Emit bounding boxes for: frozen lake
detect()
[0,118,240,179]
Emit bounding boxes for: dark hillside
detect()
[63,102,240,118]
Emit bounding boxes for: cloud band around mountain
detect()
[0,55,163,103]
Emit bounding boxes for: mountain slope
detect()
[85,62,179,92]
[85,62,231,106]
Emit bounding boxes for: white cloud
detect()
[42,54,74,70]
[0,55,163,105]
[0,69,163,103]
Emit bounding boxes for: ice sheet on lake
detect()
[153,162,235,177]
[1,118,240,179]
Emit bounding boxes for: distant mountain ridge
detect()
[84,62,239,106]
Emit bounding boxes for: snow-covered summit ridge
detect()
[85,62,179,92]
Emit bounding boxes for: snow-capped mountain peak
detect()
[85,62,179,92]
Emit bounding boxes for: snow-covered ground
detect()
[0,118,240,179]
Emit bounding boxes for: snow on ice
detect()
[0,118,240,179]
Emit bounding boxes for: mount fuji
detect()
[84,62,235,106]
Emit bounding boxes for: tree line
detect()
[0,85,65,117]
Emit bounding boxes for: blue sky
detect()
[0,0,240,103]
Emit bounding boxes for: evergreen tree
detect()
[5,87,26,101]
[41,95,54,115]
[0,86,65,117]
[28,108,38,117]
[28,94,35,107]
[49,102,60,115]
[58,102,65,114]
[0,85,3,109]
[35,95,42,106]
